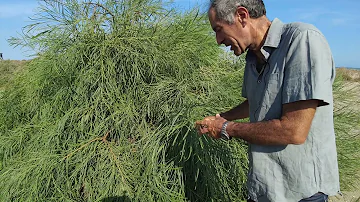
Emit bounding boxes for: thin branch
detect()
[62,131,109,160]
[84,2,115,23]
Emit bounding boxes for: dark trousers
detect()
[247,192,328,202]
[299,193,328,202]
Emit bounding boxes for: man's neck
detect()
[249,16,271,62]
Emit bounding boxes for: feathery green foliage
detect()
[0,0,248,201]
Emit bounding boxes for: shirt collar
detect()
[246,18,284,63]
[263,18,284,48]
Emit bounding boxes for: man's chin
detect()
[233,50,242,56]
[234,47,248,56]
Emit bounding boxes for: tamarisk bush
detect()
[0,0,248,201]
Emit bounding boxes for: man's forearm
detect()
[226,120,304,146]
[225,100,318,146]
[220,100,249,121]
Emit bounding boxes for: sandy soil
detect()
[329,191,360,202]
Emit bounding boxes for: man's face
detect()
[208,7,250,56]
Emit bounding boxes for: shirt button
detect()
[257,80,261,84]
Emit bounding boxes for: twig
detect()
[62,131,110,160]
[102,132,130,188]
[84,2,115,23]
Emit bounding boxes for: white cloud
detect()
[0,3,37,19]
[293,8,358,27]
[296,9,335,21]
[332,18,348,26]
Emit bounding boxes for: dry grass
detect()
[336,67,360,82]
[0,60,28,90]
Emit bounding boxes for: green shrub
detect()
[0,0,248,201]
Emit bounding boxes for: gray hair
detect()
[210,0,266,24]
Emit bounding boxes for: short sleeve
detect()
[282,29,335,107]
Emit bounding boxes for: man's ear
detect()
[235,6,250,25]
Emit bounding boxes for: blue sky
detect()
[0,0,358,68]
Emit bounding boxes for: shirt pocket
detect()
[267,73,279,85]
[265,73,281,103]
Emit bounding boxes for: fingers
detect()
[195,120,205,126]
[203,116,216,121]
[195,115,226,139]
[200,127,209,135]
[195,120,209,135]
[209,129,218,139]
[195,122,219,139]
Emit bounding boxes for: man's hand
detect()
[195,114,227,139]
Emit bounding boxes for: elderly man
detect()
[196,0,340,201]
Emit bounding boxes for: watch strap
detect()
[221,121,231,140]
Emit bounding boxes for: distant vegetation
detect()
[332,67,360,192]
[0,60,28,91]
[336,67,360,82]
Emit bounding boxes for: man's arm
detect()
[226,99,318,145]
[196,99,318,145]
[220,100,249,121]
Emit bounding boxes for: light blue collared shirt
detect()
[242,18,340,202]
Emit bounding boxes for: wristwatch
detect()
[220,121,232,140]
